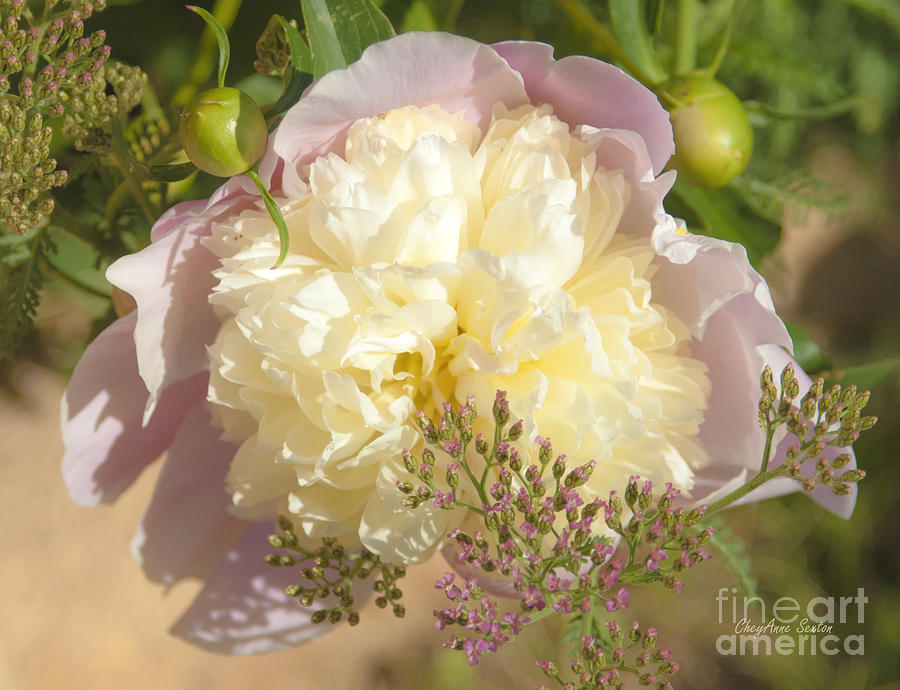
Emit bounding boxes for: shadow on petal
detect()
[171,522,371,655]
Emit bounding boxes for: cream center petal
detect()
[205,103,710,564]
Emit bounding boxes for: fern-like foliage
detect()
[731,174,849,228]
[707,518,758,598]
[0,227,53,354]
[0,0,147,356]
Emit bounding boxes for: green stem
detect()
[653,0,667,35]
[580,606,593,638]
[461,456,488,507]
[112,152,157,224]
[625,521,646,568]
[743,97,862,122]
[705,0,740,76]
[455,500,485,516]
[23,19,49,81]
[479,419,504,487]
[674,0,698,73]
[109,117,159,223]
[759,421,776,475]
[104,180,132,228]
[706,466,787,516]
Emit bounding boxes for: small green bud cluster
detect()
[0,0,145,233]
[254,15,293,77]
[759,363,873,495]
[124,111,171,164]
[265,515,407,626]
[372,562,407,619]
[0,105,62,232]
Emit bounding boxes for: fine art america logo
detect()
[715,588,867,656]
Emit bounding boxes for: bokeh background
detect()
[2,1,899,688]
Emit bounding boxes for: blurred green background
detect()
[1,1,898,689]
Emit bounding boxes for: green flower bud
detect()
[180,87,267,177]
[662,74,753,188]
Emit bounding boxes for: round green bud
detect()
[180,87,267,177]
[662,74,753,189]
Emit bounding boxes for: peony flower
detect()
[60,32,856,655]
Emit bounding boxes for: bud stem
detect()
[674,0,697,74]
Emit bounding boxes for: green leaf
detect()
[261,15,316,125]
[670,180,781,267]
[707,518,758,598]
[233,73,286,105]
[0,226,51,356]
[265,70,314,126]
[46,227,111,298]
[274,15,314,73]
[825,358,900,391]
[609,0,665,83]
[730,174,847,227]
[302,0,348,78]
[187,5,231,88]
[136,161,198,183]
[301,0,395,79]
[785,322,832,374]
[247,169,290,268]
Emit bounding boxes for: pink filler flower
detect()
[60,33,856,655]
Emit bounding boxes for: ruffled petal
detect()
[358,457,452,564]
[648,226,792,474]
[274,32,529,178]
[171,522,367,655]
[648,228,855,516]
[106,193,255,423]
[60,313,207,506]
[493,41,674,175]
[650,226,790,343]
[131,405,247,584]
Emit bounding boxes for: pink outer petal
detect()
[650,227,790,342]
[106,193,256,423]
[273,32,529,178]
[60,313,207,506]
[131,405,247,585]
[493,41,674,175]
[577,128,677,241]
[649,226,791,473]
[647,228,856,517]
[171,522,370,655]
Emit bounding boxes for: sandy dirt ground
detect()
[0,364,452,690]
